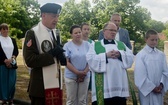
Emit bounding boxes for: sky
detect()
[37,0,168,23]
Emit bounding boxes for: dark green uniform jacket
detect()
[23,30,55,97]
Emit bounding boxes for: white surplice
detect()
[86,40,134,102]
[134,45,168,105]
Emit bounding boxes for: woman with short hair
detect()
[0,23,19,105]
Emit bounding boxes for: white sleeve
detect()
[118,45,134,69]
[160,54,168,92]
[86,43,107,73]
[134,52,155,96]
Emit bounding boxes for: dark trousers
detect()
[29,95,45,105]
[92,97,126,105]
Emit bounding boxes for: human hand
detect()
[152,86,162,93]
[112,50,120,58]
[48,45,64,57]
[75,71,86,82]
[158,83,163,91]
[76,71,86,77]
[83,70,88,75]
[4,59,12,67]
[4,59,12,66]
[106,50,120,59]
[76,76,85,82]
[56,52,67,66]
[152,87,160,93]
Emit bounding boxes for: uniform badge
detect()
[27,39,32,47]
[41,40,52,53]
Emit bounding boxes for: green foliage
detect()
[57,0,168,55]
[134,42,145,55]
[162,29,168,38]
[0,0,40,39]
[165,21,168,28]
[0,0,40,48]
[0,0,21,40]
[146,20,166,33]
[162,21,168,38]
[16,38,23,49]
[89,25,100,40]
[12,0,40,38]
[58,0,92,44]
[86,0,152,49]
[134,38,165,55]
[1,0,167,52]
[157,39,164,51]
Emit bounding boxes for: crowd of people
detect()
[1,2,168,105]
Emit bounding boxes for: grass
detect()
[15,65,30,102]
[15,50,168,105]
[15,50,30,102]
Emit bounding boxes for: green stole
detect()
[88,38,93,43]
[94,40,125,105]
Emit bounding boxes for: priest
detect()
[86,22,134,105]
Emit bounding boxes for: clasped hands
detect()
[4,59,13,68]
[106,50,120,59]
[76,71,87,83]
[152,83,163,94]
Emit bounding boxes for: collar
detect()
[104,39,115,44]
[145,45,157,53]
[42,23,52,32]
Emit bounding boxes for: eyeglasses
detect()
[104,29,117,32]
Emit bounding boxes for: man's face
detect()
[81,25,90,38]
[110,15,121,29]
[42,13,59,29]
[145,34,158,48]
[103,23,117,40]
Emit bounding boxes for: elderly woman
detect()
[63,25,90,105]
[0,23,19,105]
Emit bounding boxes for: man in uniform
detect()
[23,3,66,105]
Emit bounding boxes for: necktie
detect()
[51,30,57,47]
